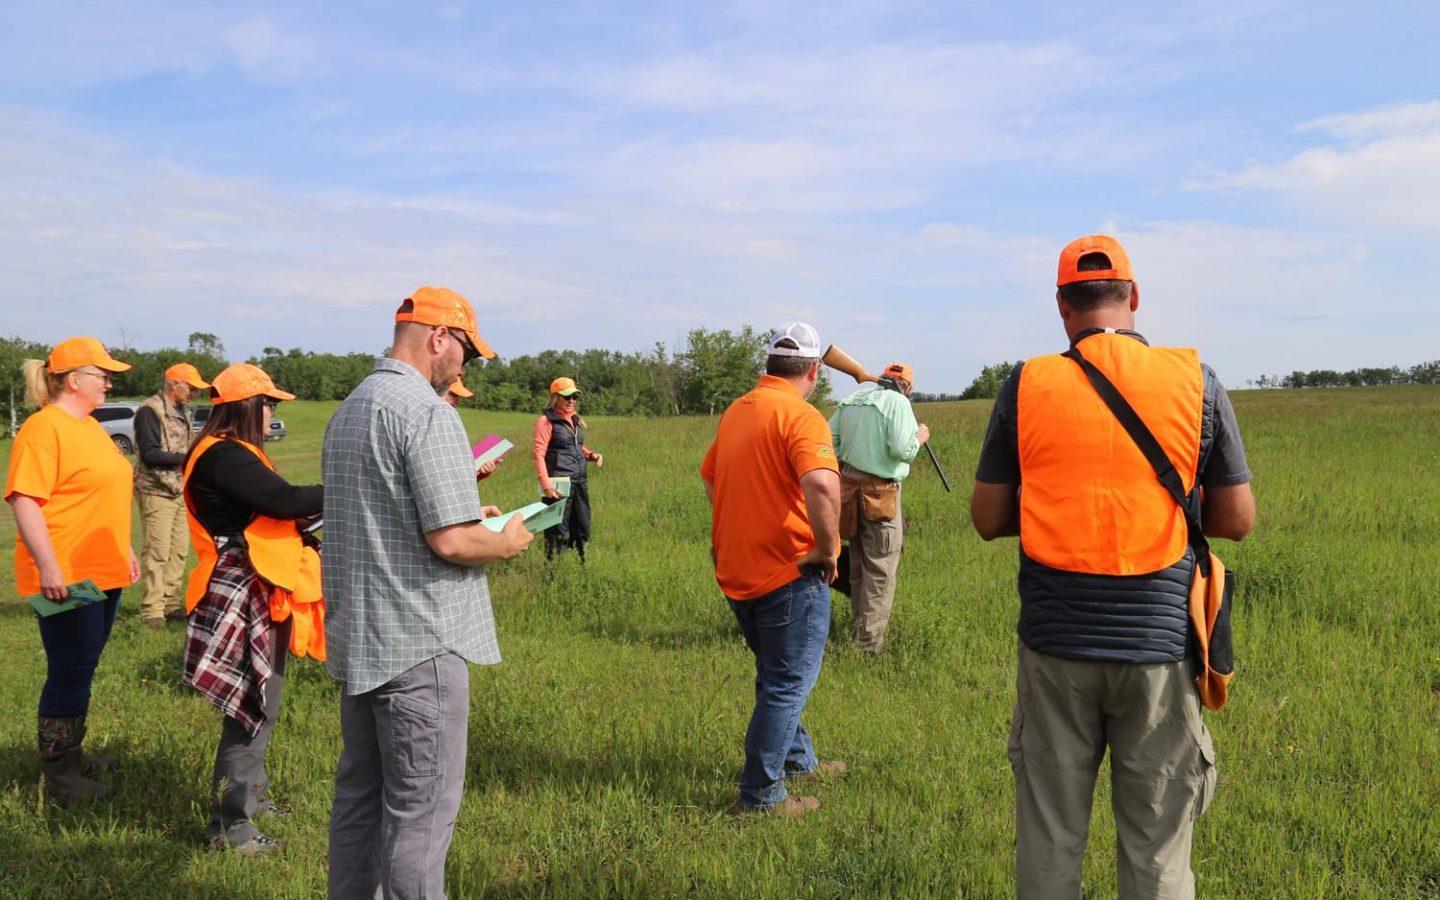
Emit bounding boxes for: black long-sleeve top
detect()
[135,405,185,468]
[187,441,323,538]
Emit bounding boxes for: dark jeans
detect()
[211,617,291,846]
[36,588,122,717]
[329,653,470,900]
[728,570,831,809]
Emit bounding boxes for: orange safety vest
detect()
[1016,332,1203,575]
[182,435,325,661]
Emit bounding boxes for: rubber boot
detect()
[576,541,586,566]
[39,715,113,805]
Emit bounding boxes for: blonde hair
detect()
[22,359,69,408]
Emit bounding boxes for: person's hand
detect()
[476,460,498,481]
[500,514,534,557]
[542,486,561,500]
[480,505,503,519]
[797,546,838,584]
[39,562,69,601]
[917,423,931,445]
[128,551,141,585]
[593,453,604,469]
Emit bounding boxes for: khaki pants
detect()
[137,491,189,620]
[1010,644,1217,900]
[848,485,902,652]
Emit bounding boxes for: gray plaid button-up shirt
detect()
[322,357,500,695]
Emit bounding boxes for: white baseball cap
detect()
[768,322,822,358]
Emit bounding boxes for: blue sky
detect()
[2,1,1437,391]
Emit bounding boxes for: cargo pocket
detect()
[1007,701,1025,776]
[389,693,442,778]
[1193,724,1217,820]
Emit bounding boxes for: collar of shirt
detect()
[373,356,436,387]
[756,374,804,398]
[1071,327,1150,348]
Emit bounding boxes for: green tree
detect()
[960,362,1020,400]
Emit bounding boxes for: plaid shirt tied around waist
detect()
[182,545,277,737]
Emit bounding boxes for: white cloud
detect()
[1191,100,1440,233]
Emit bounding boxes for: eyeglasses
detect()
[262,399,280,411]
[73,370,112,386]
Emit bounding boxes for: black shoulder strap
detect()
[1062,345,1212,576]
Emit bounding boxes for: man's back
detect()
[829,384,919,481]
[702,375,837,601]
[322,358,497,694]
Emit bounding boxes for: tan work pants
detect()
[1010,644,1217,900]
[137,491,189,620]
[848,486,902,652]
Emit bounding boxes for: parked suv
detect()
[93,402,139,455]
[190,404,286,442]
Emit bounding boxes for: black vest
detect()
[543,409,587,482]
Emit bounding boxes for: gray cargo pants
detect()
[328,653,470,900]
[1010,644,1217,900]
[209,617,291,847]
[848,491,903,652]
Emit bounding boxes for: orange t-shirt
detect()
[700,375,839,601]
[5,405,135,595]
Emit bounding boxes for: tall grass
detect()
[0,388,1436,897]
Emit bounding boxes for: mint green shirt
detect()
[828,385,922,481]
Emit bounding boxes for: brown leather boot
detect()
[38,716,113,805]
[792,759,848,783]
[728,795,821,817]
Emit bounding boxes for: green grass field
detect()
[1,388,1437,898]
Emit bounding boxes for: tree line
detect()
[0,327,834,430]
[1249,361,1440,389]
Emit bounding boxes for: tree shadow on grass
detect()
[0,833,248,899]
[466,724,732,812]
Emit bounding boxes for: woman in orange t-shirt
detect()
[4,337,138,805]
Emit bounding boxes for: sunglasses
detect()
[263,399,280,411]
[452,330,481,364]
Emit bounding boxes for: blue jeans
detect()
[728,570,831,809]
[36,588,122,717]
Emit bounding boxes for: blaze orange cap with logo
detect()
[210,364,296,405]
[47,337,131,374]
[164,363,211,389]
[549,377,580,397]
[448,379,475,398]
[1057,234,1134,287]
[883,363,915,385]
[395,286,497,361]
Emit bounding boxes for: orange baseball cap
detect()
[883,363,915,384]
[47,336,131,374]
[1057,235,1134,286]
[448,378,475,399]
[395,286,497,361]
[164,362,211,389]
[549,377,580,397]
[210,364,296,405]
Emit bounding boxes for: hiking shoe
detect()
[163,609,187,621]
[212,833,282,855]
[727,795,821,818]
[142,617,167,630]
[791,760,848,783]
[256,801,291,819]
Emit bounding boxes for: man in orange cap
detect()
[324,286,532,897]
[134,362,211,628]
[828,361,929,652]
[971,235,1256,898]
